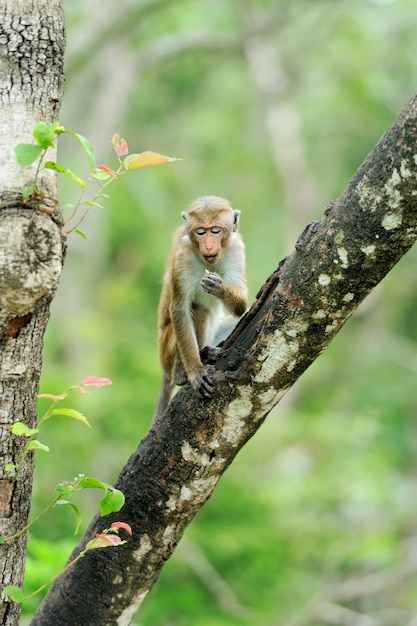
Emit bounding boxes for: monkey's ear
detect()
[233,210,241,232]
[181,211,187,221]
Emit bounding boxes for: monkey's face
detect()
[182,201,236,265]
[190,223,231,265]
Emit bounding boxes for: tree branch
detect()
[32,90,417,625]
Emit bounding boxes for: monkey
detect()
[153,195,248,420]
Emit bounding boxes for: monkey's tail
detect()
[152,375,174,424]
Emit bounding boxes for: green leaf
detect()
[4,586,24,603]
[56,482,75,497]
[56,500,83,535]
[100,488,125,516]
[5,464,16,472]
[123,151,182,170]
[27,440,49,452]
[44,161,87,189]
[56,128,95,169]
[93,169,112,181]
[11,422,39,437]
[85,200,103,208]
[75,229,88,240]
[79,476,109,491]
[50,408,91,427]
[22,185,35,199]
[14,143,44,166]
[78,476,125,513]
[33,121,59,149]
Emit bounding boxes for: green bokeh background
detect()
[22,1,417,623]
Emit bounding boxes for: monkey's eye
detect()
[195,228,207,236]
[210,227,222,234]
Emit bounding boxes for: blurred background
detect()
[23,0,417,624]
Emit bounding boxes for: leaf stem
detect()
[2,496,60,544]
[31,149,47,194]
[20,549,86,602]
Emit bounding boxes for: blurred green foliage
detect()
[21,0,417,624]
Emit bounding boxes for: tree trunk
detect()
[0,2,65,625]
[32,92,417,625]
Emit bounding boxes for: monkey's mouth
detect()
[204,254,218,264]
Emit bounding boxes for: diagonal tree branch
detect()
[31,90,417,626]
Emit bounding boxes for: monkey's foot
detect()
[193,365,216,397]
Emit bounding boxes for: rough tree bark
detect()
[31,91,417,626]
[0,2,65,625]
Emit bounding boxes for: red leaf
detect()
[87,533,122,550]
[97,164,117,179]
[111,133,129,157]
[78,376,112,387]
[110,522,132,535]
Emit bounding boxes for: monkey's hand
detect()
[200,272,225,299]
[201,345,225,365]
[191,365,216,398]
